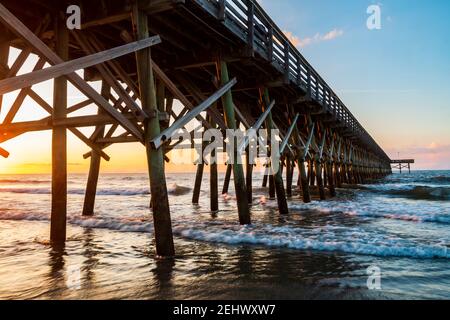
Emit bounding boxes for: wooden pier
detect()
[0,0,392,257]
[391,159,414,174]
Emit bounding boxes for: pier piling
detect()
[134,7,174,257]
[83,82,109,216]
[50,17,68,244]
[218,61,250,225]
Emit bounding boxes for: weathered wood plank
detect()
[0,36,161,96]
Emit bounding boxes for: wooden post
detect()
[262,165,268,187]
[286,158,293,198]
[222,164,232,194]
[309,158,316,187]
[262,89,288,215]
[210,120,219,211]
[327,160,336,197]
[306,159,311,185]
[134,8,174,256]
[0,42,9,115]
[342,144,349,184]
[298,160,311,203]
[246,147,253,204]
[82,82,109,216]
[50,17,68,244]
[218,61,250,225]
[193,161,204,204]
[315,159,326,200]
[335,161,342,188]
[269,172,275,199]
[326,132,336,197]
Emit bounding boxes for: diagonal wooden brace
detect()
[150,78,237,149]
[0,145,9,158]
[0,3,145,142]
[0,36,161,96]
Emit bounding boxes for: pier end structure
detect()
[391,159,415,174]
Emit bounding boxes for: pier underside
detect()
[0,0,392,256]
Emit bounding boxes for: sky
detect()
[257,0,450,169]
[0,0,449,174]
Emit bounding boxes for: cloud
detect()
[283,31,301,47]
[322,29,344,41]
[284,28,344,48]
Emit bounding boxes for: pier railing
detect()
[193,0,390,161]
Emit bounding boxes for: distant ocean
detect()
[0,170,449,299]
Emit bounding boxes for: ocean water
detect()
[0,170,449,300]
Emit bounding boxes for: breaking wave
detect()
[0,179,51,184]
[0,183,190,196]
[1,210,448,259]
[174,223,450,259]
[365,184,450,201]
[390,186,450,201]
[347,210,450,224]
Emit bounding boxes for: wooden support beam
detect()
[73,32,147,119]
[50,17,68,244]
[262,89,289,215]
[315,126,327,200]
[150,78,237,149]
[2,58,45,124]
[246,146,253,205]
[95,136,138,144]
[326,131,336,197]
[192,161,204,204]
[269,174,276,199]
[210,120,219,211]
[238,100,275,153]
[335,137,343,188]
[0,146,9,158]
[87,35,140,97]
[222,164,232,195]
[0,3,144,142]
[1,113,137,131]
[218,60,250,225]
[173,72,228,131]
[81,12,130,30]
[262,163,268,187]
[139,0,185,14]
[151,61,214,130]
[0,36,161,96]
[314,158,326,200]
[280,114,299,154]
[292,112,313,203]
[286,157,293,198]
[82,82,109,216]
[0,42,9,115]
[309,158,316,187]
[134,7,174,257]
